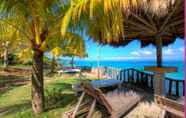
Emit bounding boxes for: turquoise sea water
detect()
[63,60,184,80]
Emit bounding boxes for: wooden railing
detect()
[103,67,184,97]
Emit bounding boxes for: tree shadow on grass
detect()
[0,100,31,117]
[45,82,78,111]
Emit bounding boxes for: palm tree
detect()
[0,0,84,114]
[49,32,86,71]
[61,0,175,39]
[0,21,23,68]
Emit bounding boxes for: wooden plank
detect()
[86,100,96,118]
[144,66,177,73]
[72,92,85,118]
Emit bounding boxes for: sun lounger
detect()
[58,68,81,75]
[65,82,145,118]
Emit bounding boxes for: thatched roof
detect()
[87,0,183,47]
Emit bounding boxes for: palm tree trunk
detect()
[32,49,44,114]
[71,56,74,68]
[3,42,9,68]
[3,46,8,68]
[50,56,55,73]
[156,38,162,67]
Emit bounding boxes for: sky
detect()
[79,37,184,61]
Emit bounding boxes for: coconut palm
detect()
[0,21,25,67]
[49,32,86,72]
[0,0,85,114]
[61,0,175,39]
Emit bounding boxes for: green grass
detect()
[0,75,83,118]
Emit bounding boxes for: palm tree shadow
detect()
[45,82,78,111]
[0,100,31,117]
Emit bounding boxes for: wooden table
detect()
[72,79,122,92]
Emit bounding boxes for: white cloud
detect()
[131,51,140,56]
[178,47,184,52]
[164,47,184,56]
[141,50,152,55]
[130,50,153,57]
[164,48,173,55]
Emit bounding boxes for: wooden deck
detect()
[103,67,184,98]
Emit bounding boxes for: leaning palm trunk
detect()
[32,49,44,114]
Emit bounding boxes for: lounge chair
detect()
[65,82,145,118]
[155,95,184,118]
[58,68,81,75]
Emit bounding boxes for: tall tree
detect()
[49,32,86,71]
[0,0,84,114]
[0,21,22,68]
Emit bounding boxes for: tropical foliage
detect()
[61,0,175,43]
[0,0,85,114]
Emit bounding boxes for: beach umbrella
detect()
[86,0,183,67]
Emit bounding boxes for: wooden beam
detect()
[127,20,154,32]
[158,1,180,37]
[86,100,96,118]
[156,38,163,67]
[72,92,85,118]
[130,12,155,31]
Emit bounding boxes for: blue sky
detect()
[80,37,184,61]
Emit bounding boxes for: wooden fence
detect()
[103,67,184,97]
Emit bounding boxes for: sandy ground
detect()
[91,93,162,118]
[124,93,161,118]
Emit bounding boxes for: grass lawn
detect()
[0,75,84,118]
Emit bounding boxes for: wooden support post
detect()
[140,72,143,82]
[156,38,162,67]
[150,75,153,89]
[145,74,148,87]
[121,70,123,82]
[176,81,179,97]
[86,100,96,118]
[183,81,184,96]
[168,80,172,95]
[136,71,139,84]
[154,72,165,96]
[127,70,130,82]
[72,92,85,118]
[131,70,134,83]
[144,66,177,99]
[123,70,125,82]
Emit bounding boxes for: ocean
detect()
[61,60,184,80]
